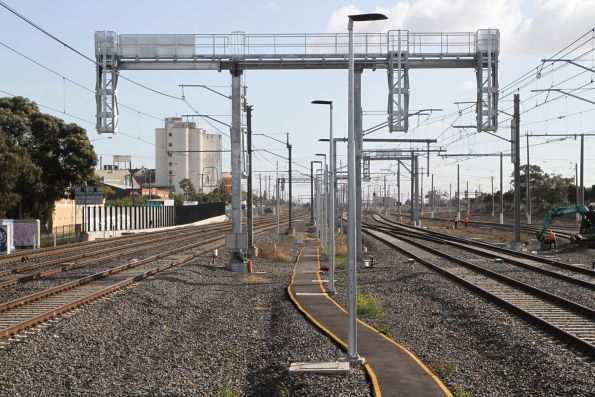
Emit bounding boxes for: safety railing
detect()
[99,30,494,60]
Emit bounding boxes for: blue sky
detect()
[2,0,595,203]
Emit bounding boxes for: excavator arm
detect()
[536,205,589,240]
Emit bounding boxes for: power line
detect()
[0,0,182,101]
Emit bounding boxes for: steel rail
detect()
[374,213,595,278]
[369,217,595,290]
[0,215,307,339]
[0,214,296,289]
[364,225,595,357]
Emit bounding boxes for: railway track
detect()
[0,215,291,289]
[370,214,595,288]
[391,212,578,240]
[0,214,306,340]
[363,222,595,357]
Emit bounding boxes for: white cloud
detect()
[325,0,595,55]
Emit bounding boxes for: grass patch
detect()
[259,243,292,262]
[429,357,457,378]
[253,305,271,311]
[453,384,474,397]
[356,293,385,317]
[277,383,292,397]
[375,323,391,336]
[216,382,240,397]
[242,275,270,284]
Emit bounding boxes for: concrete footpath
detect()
[288,242,452,397]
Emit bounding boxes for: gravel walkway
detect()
[0,232,371,396]
[332,235,595,397]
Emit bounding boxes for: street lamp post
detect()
[315,153,327,251]
[310,160,322,227]
[346,12,387,362]
[312,100,335,294]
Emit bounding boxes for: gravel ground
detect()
[332,235,595,397]
[0,231,371,396]
[396,233,595,309]
[0,228,227,305]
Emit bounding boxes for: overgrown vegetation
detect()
[174,178,231,205]
[277,383,292,397]
[216,382,240,397]
[453,384,474,397]
[374,323,391,336]
[242,275,270,284]
[356,293,385,317]
[259,243,292,262]
[429,357,457,378]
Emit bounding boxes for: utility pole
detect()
[576,164,580,221]
[513,94,521,246]
[276,161,280,238]
[397,161,401,218]
[457,164,461,221]
[259,173,262,212]
[310,161,315,224]
[414,156,420,227]
[411,153,415,226]
[466,180,470,216]
[246,105,254,254]
[449,183,452,215]
[500,152,504,224]
[431,173,434,218]
[526,134,531,225]
[420,169,424,216]
[580,134,585,205]
[286,134,294,234]
[491,176,495,217]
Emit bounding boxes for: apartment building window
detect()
[169,162,172,166]
[168,132,172,137]
[168,143,172,147]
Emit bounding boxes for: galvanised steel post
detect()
[457,164,461,221]
[513,94,521,245]
[491,176,495,218]
[580,134,585,205]
[526,134,531,225]
[354,69,363,262]
[347,15,358,360]
[411,153,415,226]
[246,105,254,251]
[228,68,243,268]
[287,140,293,233]
[500,152,504,224]
[346,12,386,361]
[329,121,336,294]
[310,161,315,224]
[397,161,401,218]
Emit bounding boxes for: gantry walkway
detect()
[288,241,452,397]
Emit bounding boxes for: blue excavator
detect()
[536,204,595,249]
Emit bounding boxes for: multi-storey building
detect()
[155,117,222,193]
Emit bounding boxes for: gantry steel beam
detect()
[95,29,499,135]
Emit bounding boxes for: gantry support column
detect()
[227,67,245,270]
[354,68,364,262]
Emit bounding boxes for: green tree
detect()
[179,178,198,200]
[0,96,97,222]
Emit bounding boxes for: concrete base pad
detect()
[289,361,349,375]
[226,260,247,273]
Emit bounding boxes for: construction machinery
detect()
[536,205,595,249]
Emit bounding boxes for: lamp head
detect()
[348,13,388,22]
[311,100,333,105]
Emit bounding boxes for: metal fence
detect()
[41,224,79,247]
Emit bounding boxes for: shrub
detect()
[356,293,385,317]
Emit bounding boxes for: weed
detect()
[277,383,292,397]
[356,293,385,317]
[216,381,239,397]
[253,305,272,311]
[195,358,205,366]
[375,323,391,336]
[259,243,292,262]
[453,384,474,397]
[429,357,457,378]
[242,275,270,284]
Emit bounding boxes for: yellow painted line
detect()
[364,363,382,397]
[318,246,452,397]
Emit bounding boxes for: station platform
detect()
[288,241,452,397]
